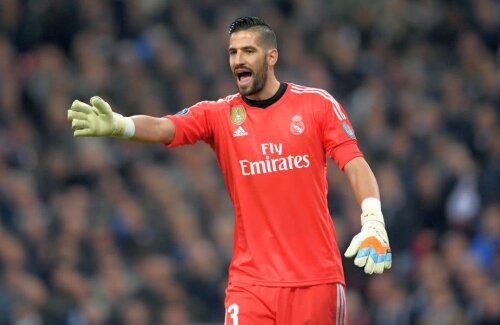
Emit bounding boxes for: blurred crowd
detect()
[0,0,499,324]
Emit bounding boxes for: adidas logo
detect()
[233,126,248,137]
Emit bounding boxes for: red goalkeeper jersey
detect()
[165,83,363,286]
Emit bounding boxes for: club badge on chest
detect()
[290,115,305,135]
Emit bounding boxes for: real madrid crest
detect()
[230,105,246,125]
[290,115,305,135]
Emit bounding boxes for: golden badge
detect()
[230,105,246,125]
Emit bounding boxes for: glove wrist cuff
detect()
[360,198,384,226]
[112,114,135,138]
[122,116,135,138]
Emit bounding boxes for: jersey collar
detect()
[242,82,288,109]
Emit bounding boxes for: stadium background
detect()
[0,0,498,324]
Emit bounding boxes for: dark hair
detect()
[228,17,277,49]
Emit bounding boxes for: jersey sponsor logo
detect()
[233,126,248,137]
[239,142,310,176]
[230,105,246,125]
[290,115,305,135]
[342,122,356,139]
[175,108,189,115]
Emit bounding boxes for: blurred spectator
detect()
[0,0,498,323]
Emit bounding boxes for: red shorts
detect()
[224,282,347,325]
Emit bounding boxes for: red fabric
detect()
[224,282,347,325]
[165,83,363,286]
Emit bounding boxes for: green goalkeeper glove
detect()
[67,96,134,138]
[344,199,392,274]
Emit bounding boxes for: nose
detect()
[233,51,245,66]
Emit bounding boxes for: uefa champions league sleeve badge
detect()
[342,122,356,139]
[175,108,190,115]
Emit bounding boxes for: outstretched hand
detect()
[68,96,126,137]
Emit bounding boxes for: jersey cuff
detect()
[162,115,181,148]
[331,141,363,170]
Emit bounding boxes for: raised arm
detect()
[67,96,175,144]
[343,156,392,274]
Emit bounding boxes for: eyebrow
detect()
[228,45,258,52]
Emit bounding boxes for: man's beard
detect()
[239,61,268,97]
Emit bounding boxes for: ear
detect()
[267,48,278,67]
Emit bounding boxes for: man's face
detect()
[228,30,269,96]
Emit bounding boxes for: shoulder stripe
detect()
[222,93,240,103]
[290,85,346,120]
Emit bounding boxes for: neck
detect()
[245,75,281,100]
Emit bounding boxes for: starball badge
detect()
[230,105,246,125]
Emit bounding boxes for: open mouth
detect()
[235,69,253,85]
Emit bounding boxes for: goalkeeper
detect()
[68,17,391,325]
